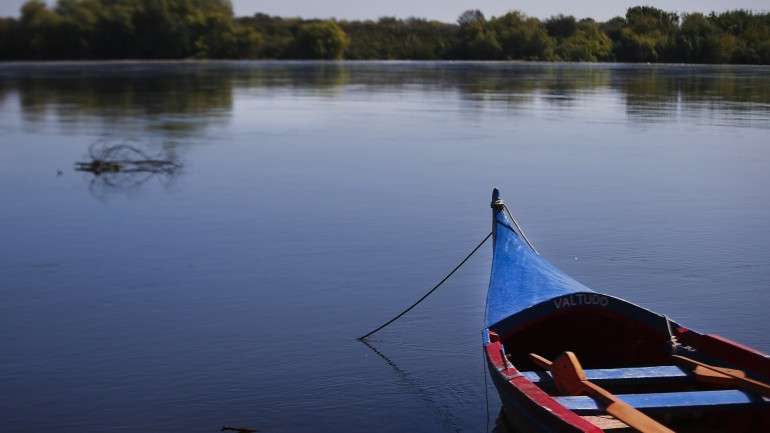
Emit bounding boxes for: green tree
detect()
[0,18,20,59]
[20,0,65,58]
[340,17,456,60]
[490,11,554,60]
[556,20,612,61]
[710,10,754,35]
[189,5,262,58]
[610,6,679,62]
[677,13,723,63]
[717,33,740,62]
[626,6,678,34]
[455,10,501,59]
[545,14,577,39]
[2,3,770,63]
[715,10,770,64]
[237,14,302,58]
[294,20,349,59]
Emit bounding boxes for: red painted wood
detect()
[485,339,603,433]
[678,330,770,380]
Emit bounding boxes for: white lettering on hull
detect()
[553,294,609,309]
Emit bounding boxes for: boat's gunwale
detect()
[485,330,603,432]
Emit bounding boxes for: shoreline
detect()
[1,59,769,67]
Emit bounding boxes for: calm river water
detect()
[1,61,769,433]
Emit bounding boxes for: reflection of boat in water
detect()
[484,188,770,432]
[493,407,525,433]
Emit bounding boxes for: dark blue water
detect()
[1,62,769,433]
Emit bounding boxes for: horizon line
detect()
[1,4,769,23]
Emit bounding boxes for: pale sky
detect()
[1,0,768,22]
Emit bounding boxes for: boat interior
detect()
[496,306,770,432]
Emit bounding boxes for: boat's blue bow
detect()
[486,189,594,336]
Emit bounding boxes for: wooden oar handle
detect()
[531,352,676,433]
[673,355,770,398]
[529,353,553,369]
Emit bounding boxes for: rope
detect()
[482,245,492,433]
[358,231,493,340]
[482,339,491,433]
[500,202,539,255]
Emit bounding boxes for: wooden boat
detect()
[484,188,770,433]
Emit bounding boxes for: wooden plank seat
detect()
[521,366,689,385]
[530,352,677,432]
[555,389,770,414]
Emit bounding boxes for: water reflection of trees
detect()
[2,62,769,131]
[5,63,233,136]
[611,65,770,123]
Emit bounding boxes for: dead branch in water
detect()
[221,427,259,433]
[75,139,182,198]
[75,140,180,175]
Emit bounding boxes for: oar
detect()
[690,364,746,386]
[529,352,675,433]
[672,354,770,398]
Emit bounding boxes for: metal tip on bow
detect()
[491,188,505,210]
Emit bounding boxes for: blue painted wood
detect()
[485,189,672,337]
[555,390,770,414]
[521,366,689,384]
[486,190,593,330]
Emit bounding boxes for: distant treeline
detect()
[1,1,769,63]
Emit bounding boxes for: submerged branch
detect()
[221,427,259,433]
[76,141,181,175]
[75,139,182,197]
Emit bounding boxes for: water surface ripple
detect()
[1,61,769,433]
